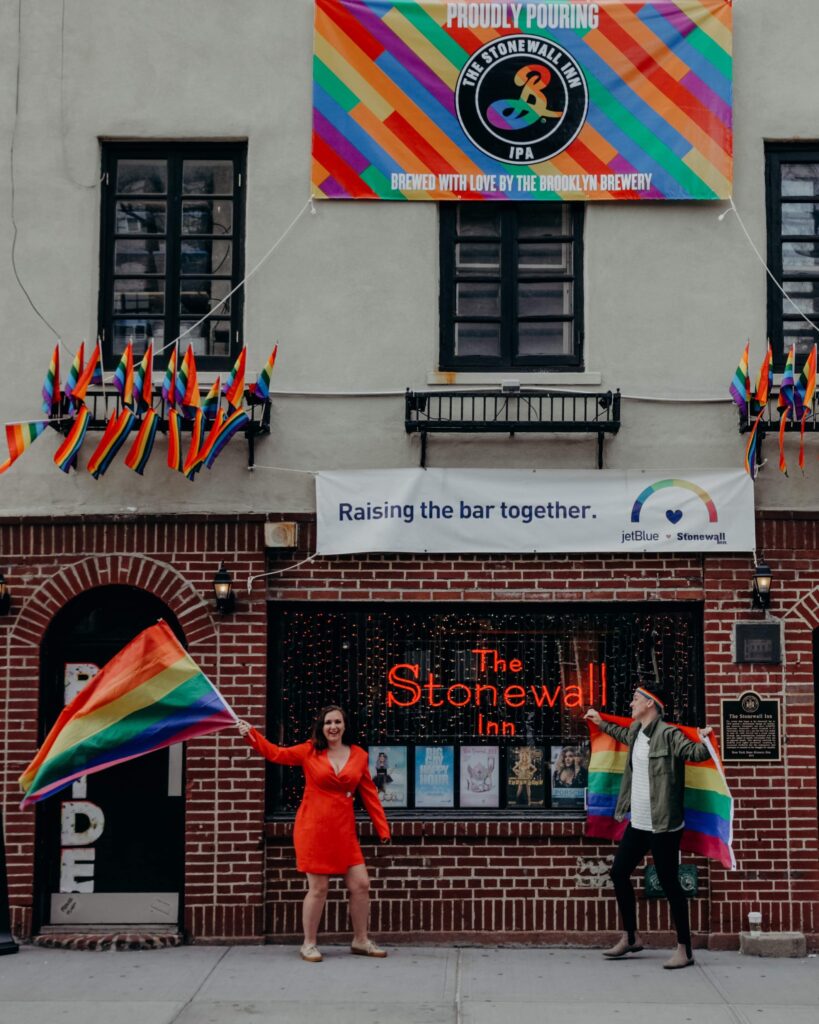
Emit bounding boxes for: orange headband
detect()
[636,686,665,711]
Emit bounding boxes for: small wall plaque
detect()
[734,622,781,664]
[721,690,781,762]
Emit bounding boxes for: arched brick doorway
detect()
[34,585,186,935]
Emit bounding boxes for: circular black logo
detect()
[455,35,588,165]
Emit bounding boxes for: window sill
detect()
[427,370,603,387]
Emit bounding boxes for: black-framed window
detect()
[266,602,704,817]
[99,142,246,370]
[439,203,584,371]
[766,144,819,372]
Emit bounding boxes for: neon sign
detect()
[387,648,607,736]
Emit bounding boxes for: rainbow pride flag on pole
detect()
[586,713,735,870]
[0,421,49,474]
[251,344,277,401]
[222,347,246,410]
[124,408,160,475]
[86,409,136,479]
[41,344,60,415]
[728,341,750,419]
[54,406,91,473]
[19,620,237,809]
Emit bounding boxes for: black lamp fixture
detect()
[0,571,10,616]
[213,563,235,615]
[752,558,773,610]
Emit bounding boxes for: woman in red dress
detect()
[237,705,391,963]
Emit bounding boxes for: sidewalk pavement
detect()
[1,943,817,1024]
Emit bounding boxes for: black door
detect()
[34,586,185,932]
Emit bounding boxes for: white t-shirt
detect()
[630,729,653,831]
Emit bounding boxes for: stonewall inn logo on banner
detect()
[311,1,733,202]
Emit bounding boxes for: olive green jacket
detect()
[600,716,711,833]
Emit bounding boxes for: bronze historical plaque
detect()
[721,691,781,762]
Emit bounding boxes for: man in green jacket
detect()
[585,683,713,969]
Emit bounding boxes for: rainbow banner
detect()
[312,0,732,201]
[19,620,237,809]
[586,713,735,869]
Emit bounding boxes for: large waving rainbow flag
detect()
[586,713,735,869]
[19,620,236,809]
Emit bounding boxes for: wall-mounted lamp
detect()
[0,571,10,616]
[213,563,235,615]
[752,559,772,610]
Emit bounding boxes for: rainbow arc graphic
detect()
[630,479,718,524]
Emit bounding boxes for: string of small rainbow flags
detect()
[729,341,817,479]
[0,341,277,480]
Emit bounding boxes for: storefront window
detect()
[267,602,704,816]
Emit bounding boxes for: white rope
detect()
[246,552,320,592]
[721,196,819,336]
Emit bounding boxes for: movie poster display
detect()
[550,741,590,809]
[369,745,408,807]
[506,745,546,808]
[312,1,733,202]
[415,745,455,807]
[460,745,500,808]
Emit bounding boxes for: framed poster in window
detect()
[550,741,590,810]
[368,745,407,807]
[506,745,546,808]
[414,746,455,808]
[460,746,499,808]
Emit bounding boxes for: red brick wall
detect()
[0,516,269,942]
[1,514,818,948]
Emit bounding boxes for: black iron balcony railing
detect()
[52,386,271,469]
[405,388,621,468]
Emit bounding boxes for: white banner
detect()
[315,469,755,555]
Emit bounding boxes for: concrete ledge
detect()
[739,931,807,957]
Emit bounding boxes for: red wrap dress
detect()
[246,729,390,875]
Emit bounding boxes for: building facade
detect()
[1,0,817,948]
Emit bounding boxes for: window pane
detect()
[783,324,819,359]
[781,164,819,197]
[456,282,500,317]
[781,203,819,236]
[180,239,232,275]
[112,319,165,356]
[116,160,167,194]
[456,242,500,275]
[183,160,235,195]
[181,200,233,235]
[518,281,571,318]
[180,278,232,317]
[519,241,570,271]
[115,201,166,235]
[516,321,573,357]
[179,319,232,357]
[113,278,165,315]
[781,280,819,315]
[517,205,567,238]
[455,322,501,358]
[456,207,500,237]
[782,241,819,271]
[114,238,166,275]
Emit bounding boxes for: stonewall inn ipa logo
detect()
[455,35,589,164]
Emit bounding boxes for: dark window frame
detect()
[99,140,247,371]
[439,202,584,372]
[765,143,819,373]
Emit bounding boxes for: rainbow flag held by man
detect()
[0,421,49,474]
[19,620,237,809]
[41,345,60,415]
[53,405,91,473]
[585,713,735,870]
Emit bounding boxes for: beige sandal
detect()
[350,939,387,958]
[300,943,322,962]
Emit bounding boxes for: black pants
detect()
[610,825,691,953]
